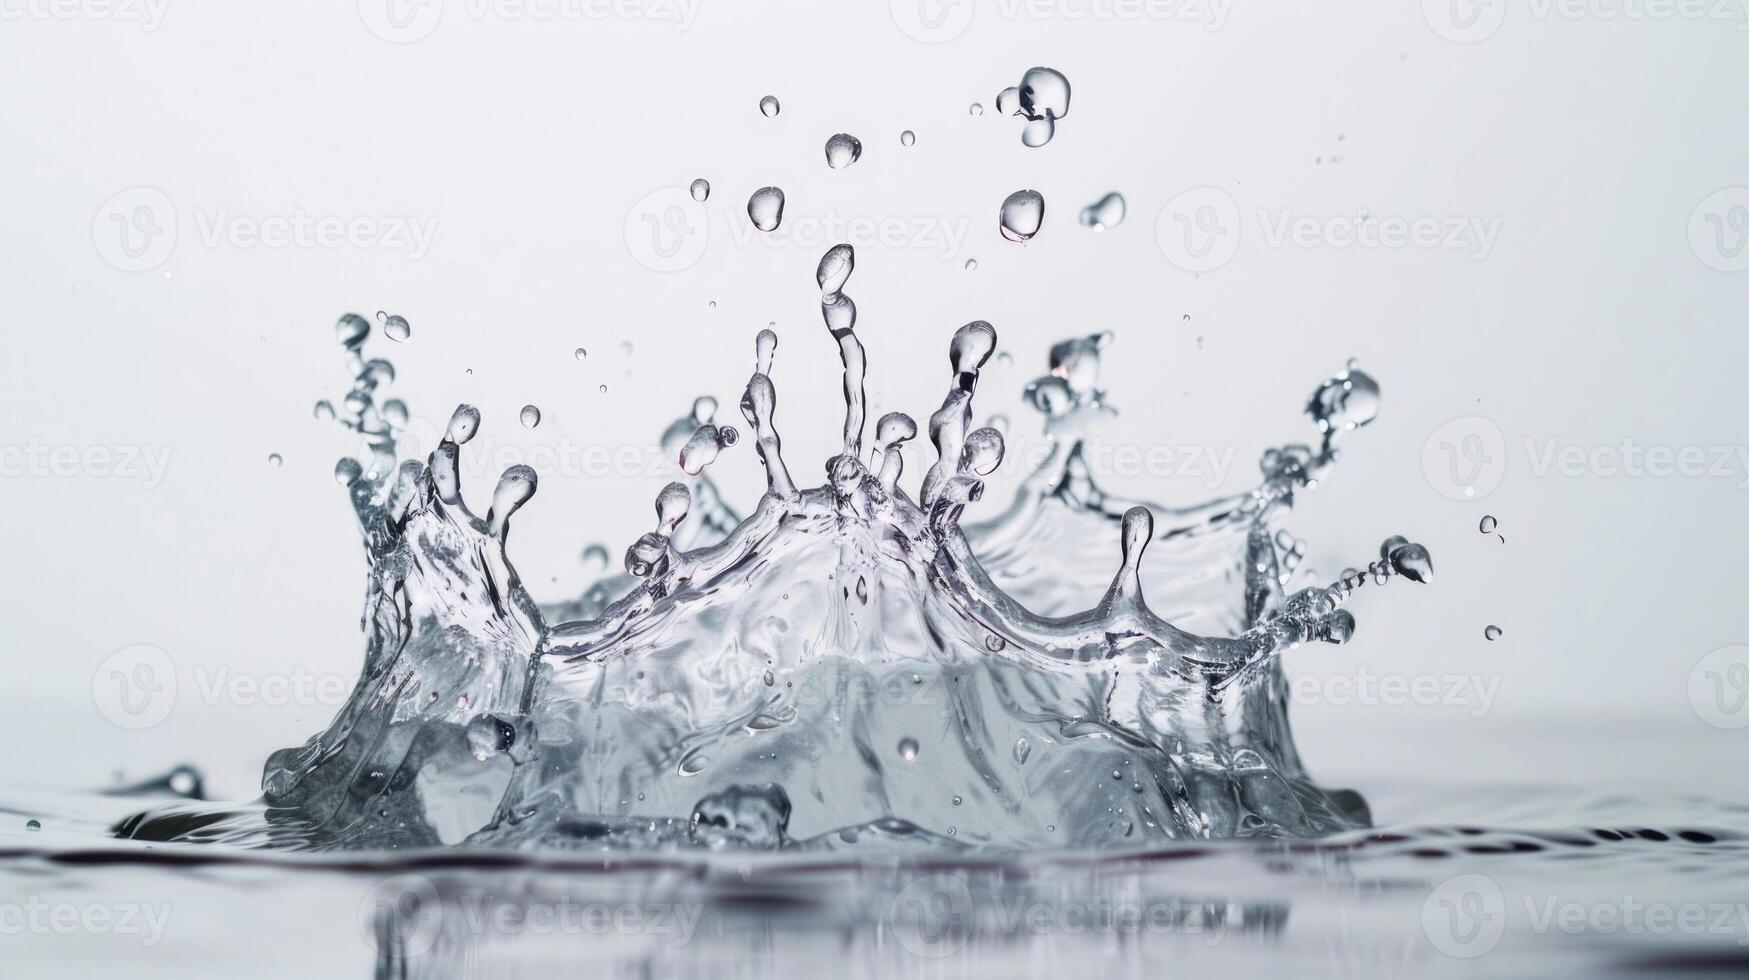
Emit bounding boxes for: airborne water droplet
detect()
[969,102,983,116]
[898,738,919,762]
[999,189,1045,243]
[824,133,862,169]
[748,187,785,232]
[1018,67,1071,121]
[268,453,283,467]
[335,313,371,351]
[383,314,411,343]
[1079,192,1127,231]
[1484,625,1503,641]
[574,347,587,361]
[759,95,780,117]
[1479,515,1498,534]
[520,404,541,429]
[900,129,915,147]
[964,258,977,271]
[1020,114,1055,147]
[689,178,710,202]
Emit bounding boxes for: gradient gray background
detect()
[3,0,1746,808]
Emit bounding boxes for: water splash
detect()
[120,244,1432,854]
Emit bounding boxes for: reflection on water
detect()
[4,769,1749,977]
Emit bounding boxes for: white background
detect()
[2,0,1747,804]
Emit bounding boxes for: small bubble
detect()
[268,453,283,467]
[900,129,915,146]
[759,95,780,117]
[520,404,542,429]
[1484,625,1503,641]
[951,796,962,806]
[898,737,919,762]
[969,102,983,116]
[690,178,710,202]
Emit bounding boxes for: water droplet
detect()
[951,795,962,806]
[520,404,542,429]
[1018,67,1071,121]
[574,347,587,361]
[1020,114,1055,147]
[759,95,780,117]
[598,384,608,394]
[313,400,336,421]
[268,453,283,467]
[335,314,371,350]
[824,133,862,169]
[748,186,785,232]
[25,819,40,831]
[964,258,978,271]
[996,86,1021,116]
[898,737,919,762]
[969,102,983,116]
[689,178,710,202]
[383,314,411,343]
[1479,515,1498,534]
[1013,737,1031,764]
[1484,625,1503,641]
[1079,192,1127,231]
[900,129,915,146]
[999,189,1045,243]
